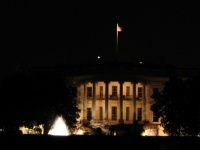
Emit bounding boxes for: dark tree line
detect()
[0,67,80,134]
[151,76,200,136]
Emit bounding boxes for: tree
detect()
[151,76,188,136]
[182,77,200,136]
[151,76,200,136]
[0,67,80,134]
[26,70,80,134]
[0,68,35,133]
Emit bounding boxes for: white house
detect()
[64,60,199,136]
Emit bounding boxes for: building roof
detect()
[56,60,200,83]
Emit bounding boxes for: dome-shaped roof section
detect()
[64,59,180,77]
[72,59,178,69]
[93,60,137,68]
[52,60,200,83]
[66,60,137,75]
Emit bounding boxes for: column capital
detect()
[91,80,96,84]
[104,80,110,84]
[119,80,124,84]
[131,81,138,84]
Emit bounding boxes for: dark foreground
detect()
[0,135,200,150]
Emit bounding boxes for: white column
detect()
[119,81,124,124]
[105,81,109,121]
[132,82,137,123]
[83,82,87,121]
[92,81,96,121]
[142,83,146,121]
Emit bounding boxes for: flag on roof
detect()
[117,23,122,32]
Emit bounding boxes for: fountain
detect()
[48,116,70,136]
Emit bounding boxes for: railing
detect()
[123,95,133,100]
[110,95,119,100]
[87,95,134,100]
[96,94,105,99]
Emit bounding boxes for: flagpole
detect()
[116,23,118,59]
[116,23,122,60]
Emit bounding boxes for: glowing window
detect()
[126,86,130,96]
[112,107,117,120]
[99,86,103,98]
[112,86,117,96]
[87,87,92,98]
[99,106,103,120]
[138,108,142,121]
[87,108,92,121]
[126,107,130,121]
[138,87,142,99]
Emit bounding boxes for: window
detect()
[87,87,92,98]
[126,107,130,121]
[112,86,117,96]
[153,112,159,122]
[111,107,117,120]
[137,108,142,121]
[126,86,130,96]
[100,86,103,98]
[138,87,142,99]
[99,107,103,120]
[87,108,92,121]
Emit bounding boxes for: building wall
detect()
[77,79,168,136]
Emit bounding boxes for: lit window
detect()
[126,107,130,121]
[87,108,92,121]
[138,87,142,99]
[112,86,117,96]
[112,107,117,120]
[99,107,103,120]
[126,86,130,96]
[87,87,92,98]
[100,86,103,98]
[138,108,142,121]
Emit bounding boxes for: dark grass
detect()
[0,135,200,149]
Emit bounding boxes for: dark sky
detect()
[0,1,199,77]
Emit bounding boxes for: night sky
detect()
[0,1,199,78]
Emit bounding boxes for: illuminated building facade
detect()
[65,61,199,136]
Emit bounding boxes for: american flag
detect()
[117,23,122,32]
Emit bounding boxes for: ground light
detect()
[48,116,70,136]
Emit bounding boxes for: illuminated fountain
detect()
[48,116,70,136]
